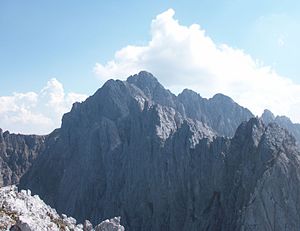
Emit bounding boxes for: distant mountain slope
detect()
[261,109,300,144]
[18,72,300,231]
[178,89,253,137]
[0,129,46,186]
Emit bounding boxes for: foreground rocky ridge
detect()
[0,185,124,231]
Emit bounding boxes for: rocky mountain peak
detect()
[234,117,265,145]
[177,89,203,103]
[210,93,233,103]
[126,71,162,99]
[260,109,300,144]
[261,109,275,124]
[127,71,159,87]
[275,115,293,124]
[178,89,253,137]
[127,71,180,110]
[264,122,297,149]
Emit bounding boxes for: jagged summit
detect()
[179,90,235,104]
[262,108,275,117]
[276,115,293,124]
[63,72,253,137]
[261,109,275,124]
[126,71,163,99]
[233,117,265,143]
[178,88,253,137]
[233,117,297,150]
[260,109,300,143]
[210,93,234,102]
[127,71,180,110]
[127,71,159,86]
[178,88,202,98]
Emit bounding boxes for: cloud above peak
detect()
[94,8,300,123]
[0,78,87,135]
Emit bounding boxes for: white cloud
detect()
[0,78,87,135]
[94,8,300,124]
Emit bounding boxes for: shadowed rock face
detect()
[0,130,46,186]
[5,71,300,231]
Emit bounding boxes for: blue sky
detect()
[1,1,300,134]
[1,0,299,94]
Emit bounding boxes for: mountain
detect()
[0,185,124,230]
[127,71,254,137]
[0,71,251,190]
[178,89,253,137]
[15,71,300,231]
[261,109,300,144]
[0,129,46,186]
[19,73,215,228]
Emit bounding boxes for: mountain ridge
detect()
[261,108,300,144]
[1,71,300,231]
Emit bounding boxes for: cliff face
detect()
[18,72,300,231]
[222,120,300,231]
[0,130,46,186]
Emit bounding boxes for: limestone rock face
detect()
[11,71,300,230]
[0,185,124,231]
[0,130,46,186]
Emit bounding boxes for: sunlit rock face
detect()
[0,185,124,231]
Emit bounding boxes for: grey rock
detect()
[260,109,275,124]
[9,225,21,231]
[261,109,300,144]
[15,220,33,231]
[95,217,124,231]
[127,71,253,137]
[178,89,253,137]
[127,71,185,114]
[83,220,93,231]
[0,185,125,231]
[9,71,300,230]
[0,130,46,186]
